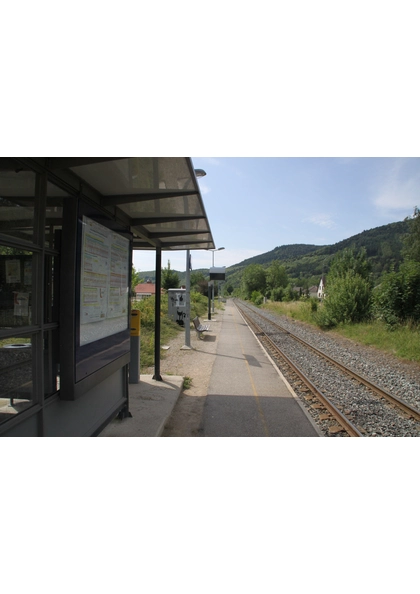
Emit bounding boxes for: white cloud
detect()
[198,157,221,166]
[334,157,358,165]
[374,159,420,213]
[304,213,336,229]
[220,248,263,267]
[198,181,211,195]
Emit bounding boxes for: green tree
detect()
[161,260,180,290]
[131,266,143,295]
[328,247,371,281]
[283,283,300,301]
[373,260,420,325]
[242,264,267,299]
[251,290,264,305]
[402,206,420,262]
[271,287,285,302]
[320,248,372,326]
[266,260,288,291]
[320,273,372,326]
[190,270,207,294]
[373,208,420,325]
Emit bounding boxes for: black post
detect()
[208,282,211,321]
[153,247,163,381]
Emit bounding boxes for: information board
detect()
[209,266,226,281]
[80,216,130,346]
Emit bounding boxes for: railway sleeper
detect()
[328,425,346,435]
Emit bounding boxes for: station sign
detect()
[209,266,226,281]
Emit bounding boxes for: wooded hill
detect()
[224,219,410,289]
[141,219,410,288]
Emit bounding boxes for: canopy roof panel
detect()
[68,157,214,250]
[8,157,215,251]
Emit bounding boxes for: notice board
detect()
[80,216,130,346]
[59,198,133,400]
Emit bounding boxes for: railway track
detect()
[234,300,420,437]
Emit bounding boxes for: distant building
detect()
[133,280,163,300]
[317,276,326,300]
[292,285,318,298]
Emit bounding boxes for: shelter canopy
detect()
[8,157,215,252]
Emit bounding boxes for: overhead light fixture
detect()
[194,169,207,178]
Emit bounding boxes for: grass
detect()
[261,300,420,363]
[0,337,31,347]
[333,320,420,362]
[183,376,193,390]
[135,291,210,371]
[262,300,316,324]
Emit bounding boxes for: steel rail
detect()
[236,303,362,437]
[239,301,420,423]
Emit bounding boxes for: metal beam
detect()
[48,158,127,169]
[132,243,156,249]
[131,215,205,226]
[101,190,197,206]
[159,239,213,247]
[147,230,209,239]
[0,218,63,231]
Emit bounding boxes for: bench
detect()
[192,316,210,339]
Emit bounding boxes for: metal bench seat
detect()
[192,316,210,339]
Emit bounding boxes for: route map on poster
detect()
[80,216,130,346]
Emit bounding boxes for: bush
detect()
[132,295,180,370]
[190,291,209,318]
[132,295,156,330]
[133,292,213,371]
[321,273,372,326]
[283,284,300,301]
[314,304,338,329]
[251,291,264,305]
[270,287,284,302]
[309,297,318,313]
[373,261,420,326]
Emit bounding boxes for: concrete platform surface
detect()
[99,375,184,437]
[201,300,321,437]
[99,299,322,437]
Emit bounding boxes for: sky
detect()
[132,157,420,274]
[5,1,419,281]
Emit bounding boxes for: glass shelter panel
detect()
[0,164,36,244]
[71,159,153,195]
[0,249,34,328]
[0,336,33,424]
[45,180,66,250]
[44,329,60,398]
[71,158,195,194]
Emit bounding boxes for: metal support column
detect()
[153,247,163,381]
[182,250,192,349]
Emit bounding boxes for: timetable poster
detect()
[80,216,130,346]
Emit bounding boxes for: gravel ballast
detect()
[239,302,420,437]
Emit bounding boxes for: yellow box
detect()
[130,310,141,336]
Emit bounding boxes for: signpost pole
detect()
[182,250,192,349]
[208,282,212,321]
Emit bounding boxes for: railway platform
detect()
[201,299,321,436]
[100,299,322,437]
